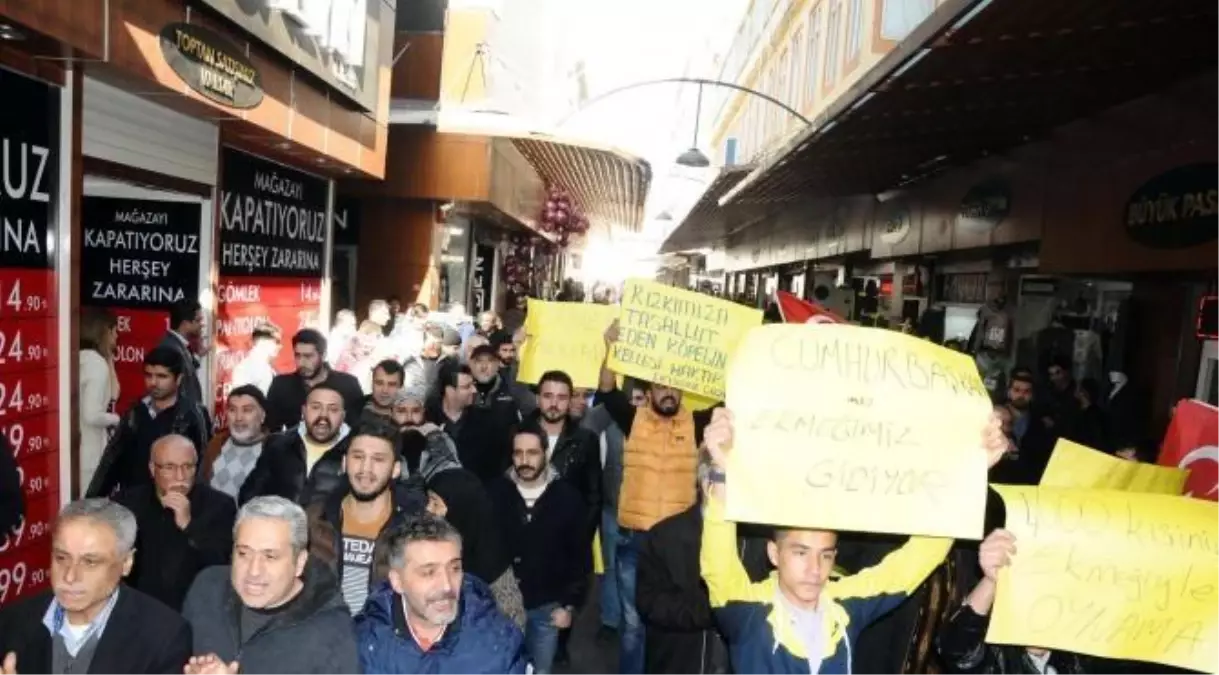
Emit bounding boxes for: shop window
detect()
[845,0,864,62]
[880,0,935,41]
[824,0,842,87]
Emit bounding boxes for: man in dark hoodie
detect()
[637,452,770,674]
[182,495,359,674]
[305,417,427,614]
[239,384,352,506]
[426,363,509,483]
[468,344,526,430]
[264,329,364,432]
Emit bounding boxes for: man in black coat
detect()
[158,299,205,407]
[115,434,235,611]
[636,461,770,675]
[426,363,511,483]
[265,329,364,433]
[530,370,602,541]
[0,498,191,674]
[240,384,352,506]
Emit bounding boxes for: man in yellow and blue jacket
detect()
[699,408,1009,674]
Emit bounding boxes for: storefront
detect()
[0,0,394,606]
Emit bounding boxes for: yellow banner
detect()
[608,279,761,400]
[724,323,993,539]
[990,485,1218,673]
[518,301,617,389]
[1041,439,1188,494]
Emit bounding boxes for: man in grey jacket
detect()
[182,496,359,674]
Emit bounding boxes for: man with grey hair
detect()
[181,496,358,674]
[0,498,191,674]
[355,513,526,674]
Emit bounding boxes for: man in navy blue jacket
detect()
[355,513,526,674]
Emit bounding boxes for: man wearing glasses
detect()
[115,434,237,610]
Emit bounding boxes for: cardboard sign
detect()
[1041,439,1188,494]
[518,300,616,389]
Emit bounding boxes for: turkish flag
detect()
[1157,399,1219,500]
[774,290,845,324]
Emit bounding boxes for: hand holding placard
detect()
[724,323,994,539]
[989,485,1218,672]
[1041,438,1188,494]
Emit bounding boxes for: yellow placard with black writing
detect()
[1041,439,1188,494]
[518,301,617,389]
[990,485,1218,673]
[608,279,761,400]
[724,323,993,539]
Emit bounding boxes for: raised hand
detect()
[978,528,1016,581]
[982,411,1013,469]
[703,407,734,469]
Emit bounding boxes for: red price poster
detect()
[109,309,171,414]
[215,149,329,427]
[0,67,61,609]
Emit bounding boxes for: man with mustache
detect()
[530,371,602,541]
[390,387,462,481]
[597,321,719,675]
[239,384,353,506]
[355,513,526,674]
[200,385,269,500]
[487,426,590,673]
[306,417,427,614]
[115,435,236,611]
[265,329,364,433]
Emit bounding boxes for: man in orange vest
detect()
[595,321,717,674]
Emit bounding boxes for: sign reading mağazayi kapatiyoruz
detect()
[219,148,329,278]
[81,197,202,309]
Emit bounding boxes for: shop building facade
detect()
[0,0,395,604]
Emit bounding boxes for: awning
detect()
[720,0,1218,206]
[659,165,758,253]
[437,110,652,234]
[511,138,651,234]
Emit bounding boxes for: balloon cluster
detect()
[539,184,590,247]
[501,234,536,297]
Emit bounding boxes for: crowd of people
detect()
[0,292,1198,675]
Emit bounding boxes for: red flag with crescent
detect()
[774,290,846,325]
[1157,398,1219,501]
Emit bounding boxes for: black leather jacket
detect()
[938,605,1091,674]
[529,413,602,540]
[238,428,352,506]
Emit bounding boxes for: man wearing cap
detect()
[201,384,269,500]
[468,344,525,432]
[390,387,462,481]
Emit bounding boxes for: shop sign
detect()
[0,67,60,609]
[470,243,496,313]
[160,23,263,109]
[877,204,911,244]
[1124,163,1218,249]
[957,179,1011,231]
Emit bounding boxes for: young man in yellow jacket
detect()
[700,408,1009,674]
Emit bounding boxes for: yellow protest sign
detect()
[724,323,993,539]
[518,301,617,389]
[608,279,761,400]
[1041,439,1188,494]
[990,485,1218,672]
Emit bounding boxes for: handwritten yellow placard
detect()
[608,279,761,400]
[518,301,617,389]
[1041,439,1188,494]
[724,323,993,539]
[990,485,1218,672]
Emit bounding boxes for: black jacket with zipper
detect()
[426,402,511,483]
[487,472,590,611]
[115,482,236,611]
[87,397,210,498]
[637,503,771,674]
[528,412,603,540]
[182,558,359,674]
[238,428,352,506]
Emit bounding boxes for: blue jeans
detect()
[599,506,621,629]
[616,529,645,675]
[525,602,561,674]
